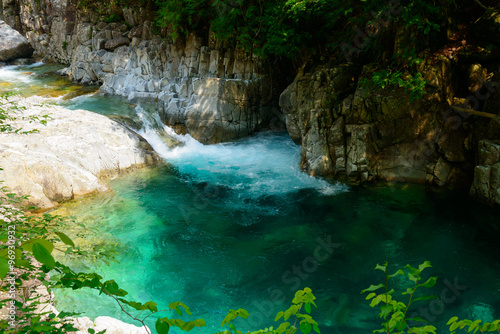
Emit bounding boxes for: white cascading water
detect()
[133,104,347,204]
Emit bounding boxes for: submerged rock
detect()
[0,20,33,61]
[0,95,161,210]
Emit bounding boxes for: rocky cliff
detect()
[2,0,500,206]
[279,55,500,204]
[1,0,281,144]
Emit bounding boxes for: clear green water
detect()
[2,64,500,333]
[0,62,97,97]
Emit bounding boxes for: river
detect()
[1,62,499,333]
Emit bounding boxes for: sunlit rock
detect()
[0,95,161,210]
[0,20,33,61]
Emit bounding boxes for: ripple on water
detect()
[4,64,499,334]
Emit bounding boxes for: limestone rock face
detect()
[0,20,33,61]
[72,34,277,144]
[0,96,161,210]
[470,139,500,205]
[280,64,360,176]
[5,0,280,144]
[280,61,473,185]
[104,37,130,51]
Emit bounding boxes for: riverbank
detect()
[0,94,161,211]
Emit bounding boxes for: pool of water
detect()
[2,64,500,333]
[0,62,97,98]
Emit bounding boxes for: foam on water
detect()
[0,65,35,83]
[134,105,347,204]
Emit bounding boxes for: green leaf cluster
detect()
[448,318,500,334]
[362,261,438,334]
[0,92,50,134]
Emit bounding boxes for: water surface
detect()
[2,64,499,334]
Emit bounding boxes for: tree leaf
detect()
[144,301,158,312]
[193,319,206,328]
[56,232,75,247]
[300,321,312,334]
[379,304,393,319]
[374,262,388,272]
[32,243,55,269]
[361,284,385,294]
[156,318,170,334]
[417,276,437,288]
[418,261,432,272]
[182,321,196,332]
[388,269,405,278]
[412,295,437,303]
[23,239,54,254]
[0,256,10,278]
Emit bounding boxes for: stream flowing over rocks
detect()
[0,95,161,210]
[1,1,500,206]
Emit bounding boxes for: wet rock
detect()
[9,57,37,65]
[70,316,149,334]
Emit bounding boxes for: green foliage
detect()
[448,318,500,333]
[213,287,320,334]
[103,13,124,23]
[0,92,50,134]
[152,0,444,61]
[62,41,68,50]
[398,0,441,36]
[362,261,438,334]
[363,261,500,334]
[362,69,427,102]
[154,0,212,40]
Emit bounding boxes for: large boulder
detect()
[0,20,33,61]
[0,95,161,210]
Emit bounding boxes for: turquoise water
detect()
[2,64,500,333]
